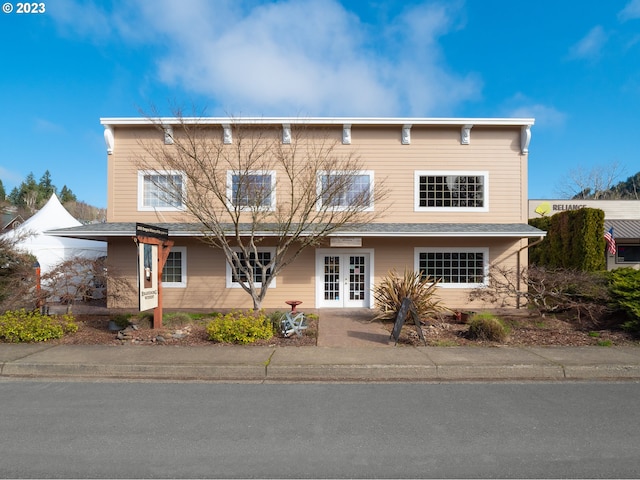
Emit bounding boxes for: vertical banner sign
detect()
[138,242,158,311]
[136,223,169,312]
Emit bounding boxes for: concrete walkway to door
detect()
[317,309,392,347]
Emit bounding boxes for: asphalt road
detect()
[1,380,638,478]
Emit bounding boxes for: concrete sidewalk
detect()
[2,306,640,382]
[2,343,640,382]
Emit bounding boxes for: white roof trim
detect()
[100,117,535,127]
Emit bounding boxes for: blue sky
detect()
[1,0,639,208]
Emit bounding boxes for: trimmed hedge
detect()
[529,208,606,271]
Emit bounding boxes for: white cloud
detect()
[619,0,640,21]
[49,0,482,117]
[34,118,65,134]
[48,0,114,39]
[0,166,24,191]
[503,95,567,130]
[511,104,566,129]
[568,25,608,60]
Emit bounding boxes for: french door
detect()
[317,250,372,308]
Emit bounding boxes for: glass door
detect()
[319,252,370,307]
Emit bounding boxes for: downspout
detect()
[516,236,545,309]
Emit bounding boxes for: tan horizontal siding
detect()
[108,124,527,224]
[107,236,526,311]
[366,236,525,310]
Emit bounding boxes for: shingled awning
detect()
[46,222,546,242]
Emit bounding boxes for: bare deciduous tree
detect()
[469,264,612,325]
[555,161,626,199]
[0,233,38,311]
[40,256,134,314]
[138,115,387,309]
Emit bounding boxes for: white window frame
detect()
[137,170,187,211]
[414,247,489,288]
[161,246,187,288]
[226,247,277,289]
[226,170,276,211]
[317,170,375,211]
[414,171,489,212]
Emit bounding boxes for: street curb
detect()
[4,362,640,382]
[2,345,640,382]
[1,362,268,381]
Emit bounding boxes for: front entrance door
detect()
[317,250,372,308]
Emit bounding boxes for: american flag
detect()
[604,227,616,255]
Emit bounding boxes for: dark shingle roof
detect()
[45,222,546,241]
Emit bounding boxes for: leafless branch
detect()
[135,114,388,308]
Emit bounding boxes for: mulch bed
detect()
[18,308,640,348]
[47,314,318,347]
[390,310,639,347]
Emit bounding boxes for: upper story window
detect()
[415,171,488,212]
[415,247,488,288]
[227,171,276,210]
[318,171,374,211]
[161,247,187,288]
[138,170,186,211]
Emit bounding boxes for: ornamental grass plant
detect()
[373,269,447,321]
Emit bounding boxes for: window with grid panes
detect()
[228,171,275,209]
[417,173,486,209]
[138,171,185,210]
[161,247,186,287]
[319,172,373,210]
[231,250,273,285]
[417,250,487,286]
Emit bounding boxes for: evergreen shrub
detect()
[467,312,510,342]
[0,309,78,342]
[529,208,606,271]
[206,310,273,344]
[607,267,640,333]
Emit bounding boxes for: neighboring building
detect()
[2,214,24,232]
[50,117,543,311]
[529,199,640,270]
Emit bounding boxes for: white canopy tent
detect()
[2,194,107,273]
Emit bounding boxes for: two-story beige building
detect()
[51,117,544,311]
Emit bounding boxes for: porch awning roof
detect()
[46,222,546,242]
[604,220,640,239]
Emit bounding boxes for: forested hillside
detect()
[572,171,640,200]
[0,170,105,224]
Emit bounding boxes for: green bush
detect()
[529,208,606,271]
[109,313,133,329]
[206,310,273,344]
[607,267,640,333]
[0,309,78,343]
[467,312,510,342]
[163,312,194,327]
